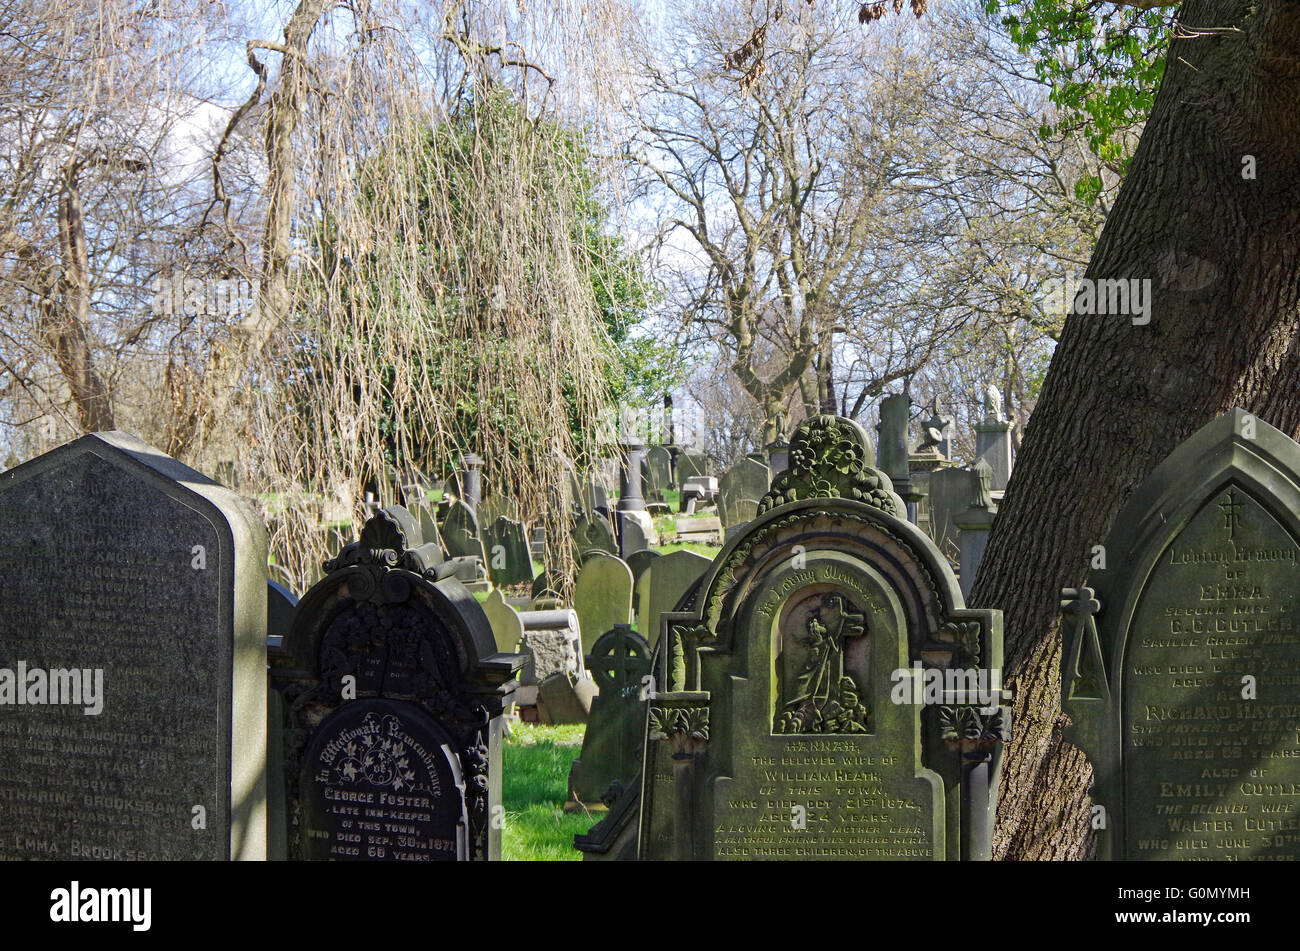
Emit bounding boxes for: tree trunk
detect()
[970,0,1300,860]
[41,178,114,433]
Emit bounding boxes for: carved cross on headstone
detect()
[587,624,651,700]
[1219,488,1243,539]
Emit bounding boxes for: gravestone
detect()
[680,475,719,513]
[482,587,524,654]
[927,467,971,566]
[479,493,519,525]
[876,393,912,488]
[271,509,524,860]
[677,452,709,503]
[268,579,298,647]
[582,476,610,515]
[568,626,653,812]
[300,699,469,860]
[514,608,584,709]
[674,515,723,545]
[627,549,661,587]
[0,431,268,859]
[574,552,636,654]
[566,471,585,516]
[537,671,599,725]
[954,462,996,601]
[1062,410,1300,861]
[484,516,533,587]
[647,447,673,503]
[619,512,656,557]
[414,502,444,557]
[383,503,422,547]
[639,415,1007,861]
[718,457,770,530]
[633,549,712,645]
[441,500,485,561]
[574,514,618,560]
[531,568,565,606]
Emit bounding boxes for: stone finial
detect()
[981,384,1005,424]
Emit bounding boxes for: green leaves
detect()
[984,0,1174,194]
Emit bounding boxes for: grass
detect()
[654,541,720,557]
[501,722,595,860]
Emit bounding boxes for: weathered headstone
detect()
[927,466,970,566]
[639,415,1007,861]
[568,626,653,811]
[482,587,525,654]
[414,502,444,557]
[479,493,519,525]
[0,432,268,859]
[718,457,770,530]
[484,515,533,587]
[537,671,599,725]
[514,608,584,709]
[627,549,662,587]
[531,568,565,607]
[954,462,996,601]
[581,476,610,515]
[268,579,298,647]
[674,515,723,545]
[441,499,485,561]
[677,452,709,506]
[1062,410,1300,861]
[619,512,657,557]
[681,475,719,513]
[647,446,673,503]
[574,552,635,654]
[574,514,618,560]
[271,510,524,860]
[633,549,712,645]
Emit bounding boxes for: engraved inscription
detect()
[715,742,932,859]
[0,453,227,860]
[1124,486,1300,861]
[301,700,463,861]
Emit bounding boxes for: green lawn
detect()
[501,722,595,860]
[653,540,719,557]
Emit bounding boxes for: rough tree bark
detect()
[969,0,1300,860]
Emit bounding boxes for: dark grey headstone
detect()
[441,499,485,560]
[0,431,268,859]
[647,447,673,503]
[272,509,524,861]
[301,698,467,861]
[573,515,618,559]
[1063,410,1300,861]
[568,626,651,811]
[484,516,533,587]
